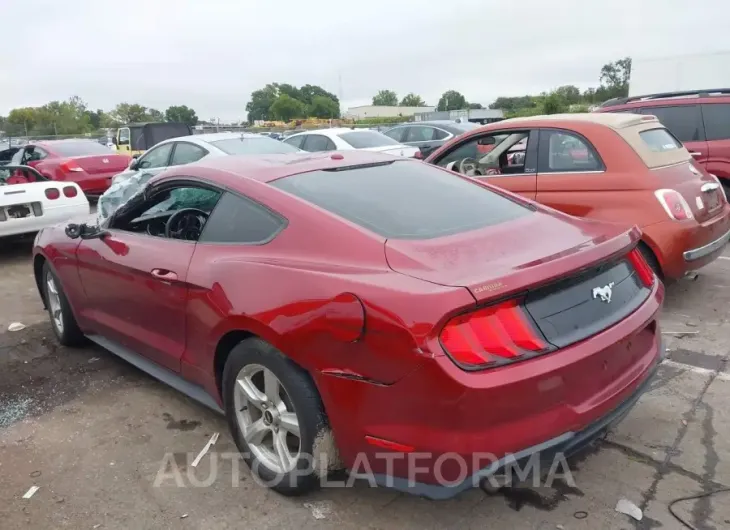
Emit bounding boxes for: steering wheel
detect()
[457,158,481,176]
[164,208,209,240]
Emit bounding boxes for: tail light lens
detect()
[440,299,550,370]
[60,160,84,173]
[63,185,78,198]
[45,188,60,200]
[654,189,693,220]
[628,248,656,287]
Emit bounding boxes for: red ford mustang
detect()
[32,151,665,498]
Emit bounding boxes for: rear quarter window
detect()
[639,128,683,152]
[271,161,530,239]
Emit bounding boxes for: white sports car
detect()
[0,165,89,238]
[281,128,420,157]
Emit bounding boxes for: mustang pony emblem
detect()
[592,282,615,304]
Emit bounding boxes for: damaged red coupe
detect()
[33,151,665,498]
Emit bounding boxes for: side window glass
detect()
[384,128,406,142]
[407,126,436,142]
[432,128,449,141]
[640,106,704,142]
[200,192,285,244]
[303,135,331,152]
[538,130,603,173]
[28,147,48,161]
[702,104,730,141]
[137,143,173,170]
[325,138,337,150]
[142,187,221,217]
[170,143,208,166]
[435,131,531,176]
[283,135,305,149]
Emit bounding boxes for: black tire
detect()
[638,242,663,281]
[222,338,328,496]
[42,263,85,346]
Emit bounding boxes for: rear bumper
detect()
[644,204,730,278]
[374,349,662,499]
[684,226,730,261]
[0,202,90,237]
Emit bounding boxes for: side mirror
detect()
[477,137,496,146]
[128,158,139,171]
[65,223,108,240]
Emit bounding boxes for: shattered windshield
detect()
[98,171,154,223]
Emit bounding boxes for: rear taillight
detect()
[628,248,656,287]
[654,189,693,220]
[412,150,423,159]
[45,188,60,200]
[62,185,78,198]
[440,299,550,370]
[60,160,83,173]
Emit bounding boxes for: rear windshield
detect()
[50,141,113,157]
[271,161,530,239]
[639,128,683,153]
[211,137,300,155]
[337,131,401,148]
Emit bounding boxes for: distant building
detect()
[343,105,436,120]
[414,108,505,124]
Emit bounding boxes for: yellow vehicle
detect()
[115,122,193,157]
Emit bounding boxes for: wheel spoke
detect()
[273,429,295,471]
[279,412,300,438]
[236,377,266,410]
[47,279,57,295]
[243,418,269,445]
[263,369,280,404]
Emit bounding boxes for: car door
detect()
[302,134,336,152]
[640,105,708,168]
[700,103,730,185]
[405,126,450,157]
[133,142,174,178]
[534,128,607,217]
[75,180,223,372]
[169,141,209,167]
[430,129,538,199]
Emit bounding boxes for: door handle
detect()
[151,268,178,281]
[689,151,702,157]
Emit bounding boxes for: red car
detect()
[8,140,131,195]
[597,88,730,198]
[33,151,664,498]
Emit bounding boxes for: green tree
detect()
[7,107,39,135]
[372,90,398,106]
[300,84,339,106]
[542,92,567,115]
[399,93,426,107]
[270,94,306,121]
[599,57,632,99]
[489,95,536,112]
[468,102,484,109]
[164,105,198,125]
[437,90,468,111]
[308,95,339,119]
[147,108,164,122]
[111,103,150,124]
[276,83,302,102]
[246,84,279,122]
[554,85,582,105]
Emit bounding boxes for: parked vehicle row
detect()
[282,128,420,157]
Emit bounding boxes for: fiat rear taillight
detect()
[439,299,551,370]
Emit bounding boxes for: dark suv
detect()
[597,89,730,196]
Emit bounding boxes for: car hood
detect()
[385,210,640,303]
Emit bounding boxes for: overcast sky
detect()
[1,0,728,121]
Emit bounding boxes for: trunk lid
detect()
[71,154,131,175]
[654,160,725,223]
[385,210,640,303]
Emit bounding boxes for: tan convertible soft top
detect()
[503,113,692,169]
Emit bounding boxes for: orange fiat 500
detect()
[425,113,730,280]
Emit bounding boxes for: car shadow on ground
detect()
[0,235,35,265]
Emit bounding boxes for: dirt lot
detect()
[0,236,729,530]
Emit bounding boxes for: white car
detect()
[281,128,419,157]
[110,132,302,187]
[0,166,89,238]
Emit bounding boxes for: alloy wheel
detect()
[46,273,64,335]
[233,364,301,475]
